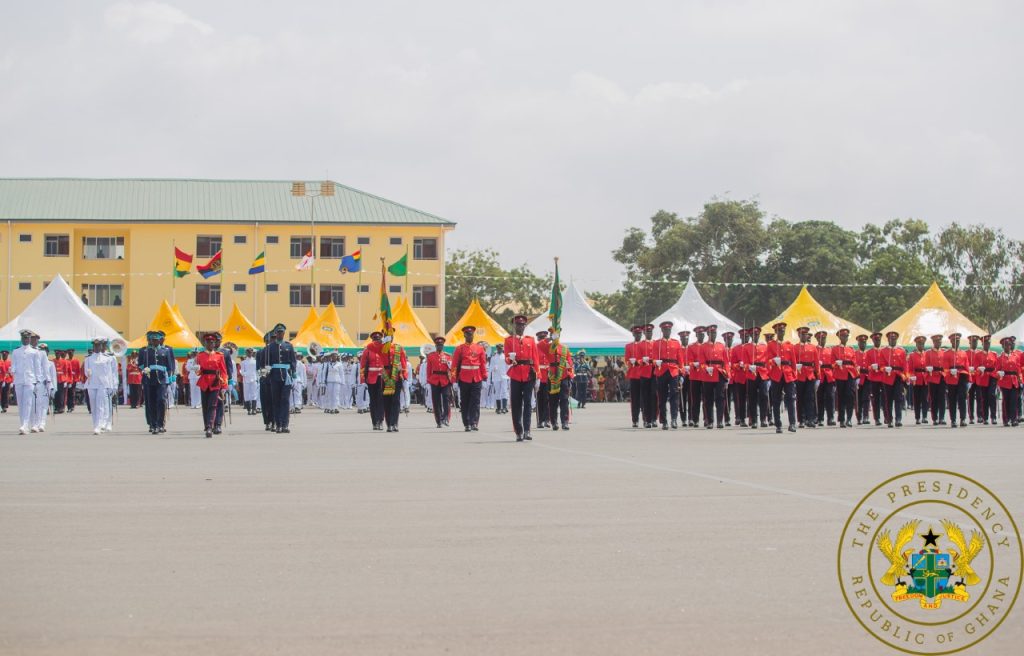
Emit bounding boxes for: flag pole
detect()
[404,243,409,301]
[309,195,316,307]
[171,239,177,306]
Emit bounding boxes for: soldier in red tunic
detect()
[926,334,947,425]
[505,315,541,441]
[196,332,229,438]
[831,328,857,428]
[652,320,682,430]
[453,326,488,432]
[0,350,11,412]
[426,336,454,429]
[878,330,907,428]
[545,335,575,431]
[729,330,747,427]
[996,337,1021,426]
[721,330,736,426]
[792,327,819,428]
[686,326,707,428]
[360,331,387,431]
[625,326,647,428]
[973,335,999,424]
[676,330,691,427]
[745,326,769,428]
[965,334,982,423]
[126,353,143,408]
[535,330,551,428]
[766,322,797,433]
[700,324,730,429]
[944,332,970,428]
[814,330,836,426]
[640,323,657,426]
[853,334,870,424]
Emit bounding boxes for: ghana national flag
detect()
[173,247,193,278]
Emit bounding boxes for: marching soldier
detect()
[865,332,884,426]
[996,337,1021,426]
[83,337,117,435]
[676,330,691,427]
[545,332,575,431]
[0,349,11,413]
[265,323,296,434]
[745,327,769,428]
[926,334,947,425]
[793,327,819,428]
[505,315,541,441]
[700,324,729,429]
[66,349,82,413]
[878,330,907,428]
[720,330,736,426]
[766,322,797,433]
[360,331,387,430]
[944,332,969,428]
[11,330,43,434]
[966,334,981,423]
[137,330,174,434]
[854,334,870,424]
[196,332,229,438]
[625,326,646,428]
[831,328,857,428]
[453,326,488,432]
[427,336,454,428]
[652,321,682,430]
[257,332,275,430]
[382,339,409,432]
[814,330,836,427]
[687,326,707,428]
[728,330,746,427]
[906,336,931,424]
[641,324,657,424]
[535,330,551,428]
[974,335,998,425]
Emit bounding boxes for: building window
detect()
[389,236,403,246]
[196,284,221,306]
[357,284,370,293]
[196,235,222,258]
[233,235,247,244]
[265,283,279,292]
[266,235,279,244]
[289,284,312,306]
[290,236,313,258]
[357,236,370,245]
[44,234,70,257]
[18,282,31,291]
[233,283,246,292]
[389,284,402,294]
[319,284,345,306]
[412,285,438,308]
[82,236,125,260]
[83,284,124,307]
[19,234,32,242]
[319,236,346,259]
[358,332,370,341]
[413,237,438,260]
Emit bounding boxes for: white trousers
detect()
[243,379,259,402]
[401,382,411,410]
[190,382,201,408]
[492,378,509,401]
[33,384,49,428]
[16,383,35,429]
[88,389,112,431]
[290,384,304,409]
[339,383,353,409]
[324,382,341,410]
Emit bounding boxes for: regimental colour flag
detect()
[339,249,362,273]
[173,247,193,278]
[295,250,315,271]
[387,253,408,277]
[248,251,266,275]
[197,250,223,279]
[548,258,563,346]
[379,262,393,345]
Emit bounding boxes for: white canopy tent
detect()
[652,280,741,341]
[994,312,1024,343]
[0,274,120,349]
[525,280,631,353]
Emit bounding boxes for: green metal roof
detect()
[0,178,455,226]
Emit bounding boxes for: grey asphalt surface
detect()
[1,403,1021,655]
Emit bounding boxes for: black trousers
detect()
[979,383,997,423]
[657,372,679,425]
[732,380,747,425]
[689,380,704,425]
[796,380,817,426]
[66,383,77,411]
[201,389,221,431]
[0,382,9,410]
[770,380,796,428]
[143,384,165,429]
[746,378,769,426]
[1001,386,1020,424]
[536,382,550,425]
[129,384,142,408]
[677,378,689,423]
[431,383,451,426]
[883,380,904,424]
[946,376,968,424]
[629,379,644,424]
[816,381,835,424]
[260,378,273,426]
[929,381,947,422]
[968,383,980,421]
[367,379,384,426]
[548,383,571,427]
[459,381,482,427]
[509,376,535,435]
[574,375,589,407]
[701,376,727,426]
[53,382,67,412]
[856,380,870,422]
[385,380,403,427]
[836,378,855,424]
[869,381,883,423]
[911,384,930,421]
[270,378,291,429]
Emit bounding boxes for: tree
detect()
[444,249,551,330]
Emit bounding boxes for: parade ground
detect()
[1,404,1021,655]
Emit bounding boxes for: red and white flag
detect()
[295,250,315,271]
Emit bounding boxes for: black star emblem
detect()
[921,527,941,547]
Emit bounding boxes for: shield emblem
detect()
[910,551,952,598]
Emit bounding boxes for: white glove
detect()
[979,366,986,373]
[143,367,151,374]
[705,365,713,375]
[628,358,636,364]
[548,331,559,340]
[654,359,663,366]
[885,366,892,374]
[796,363,803,372]
[835,359,843,366]
[508,352,517,361]
[926,366,933,373]
[871,363,879,371]
[749,364,757,373]
[642,356,650,363]
[383,335,393,344]
[951,368,958,376]
[969,367,975,373]
[909,375,917,383]
[684,365,690,373]
[998,370,1005,377]
[773,357,781,366]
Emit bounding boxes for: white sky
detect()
[2,1,1021,291]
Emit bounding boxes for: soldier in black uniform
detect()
[136,330,174,434]
[257,332,273,430]
[265,324,296,434]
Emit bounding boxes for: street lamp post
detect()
[291,181,335,310]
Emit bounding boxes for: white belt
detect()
[540,365,549,369]
[368,367,383,372]
[462,365,480,370]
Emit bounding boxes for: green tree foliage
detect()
[444,249,551,330]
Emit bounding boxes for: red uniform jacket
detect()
[196,350,228,392]
[0,359,11,384]
[766,340,796,383]
[127,361,142,385]
[504,334,541,382]
[700,341,730,383]
[685,342,704,381]
[68,358,83,383]
[425,350,454,387]
[652,338,682,378]
[730,344,747,384]
[830,345,856,381]
[537,338,551,381]
[972,349,998,387]
[55,359,71,384]
[906,350,929,386]
[453,343,488,383]
[997,351,1021,389]
[877,346,907,385]
[854,348,870,383]
[793,342,819,382]
[545,343,575,382]
[942,349,969,385]
[817,345,835,383]
[625,340,653,379]
[924,349,945,385]
[748,342,769,380]
[865,349,882,383]
[360,342,387,384]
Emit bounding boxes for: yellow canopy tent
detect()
[762,286,870,345]
[293,302,356,349]
[295,307,320,338]
[128,299,202,350]
[444,298,509,345]
[219,303,264,348]
[371,297,434,348]
[881,282,984,345]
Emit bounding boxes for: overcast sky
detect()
[2,1,1021,291]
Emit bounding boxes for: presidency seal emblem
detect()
[838,470,1021,654]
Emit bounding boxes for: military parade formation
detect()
[4,317,1024,439]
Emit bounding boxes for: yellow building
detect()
[0,178,455,341]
